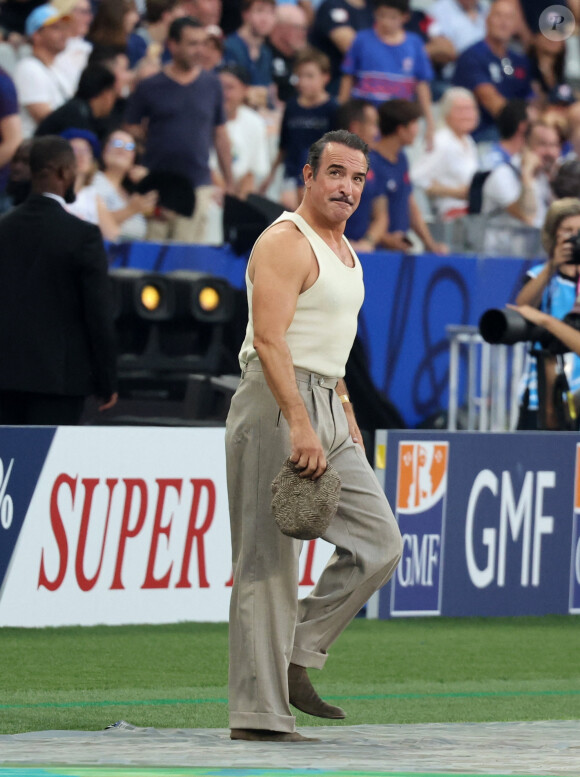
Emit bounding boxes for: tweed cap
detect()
[271,459,341,541]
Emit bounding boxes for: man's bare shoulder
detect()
[251,221,312,273]
[256,220,309,251]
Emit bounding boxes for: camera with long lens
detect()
[479,307,580,354]
[565,231,580,265]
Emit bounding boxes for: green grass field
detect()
[0,615,579,735]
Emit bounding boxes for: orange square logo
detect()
[397,442,448,513]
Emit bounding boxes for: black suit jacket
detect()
[0,195,117,399]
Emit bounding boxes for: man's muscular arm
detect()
[251,225,327,479]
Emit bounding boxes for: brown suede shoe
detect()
[288,663,346,719]
[230,728,319,742]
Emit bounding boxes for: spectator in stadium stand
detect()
[127,0,186,72]
[335,98,388,252]
[506,0,580,47]
[124,16,234,243]
[482,115,560,231]
[14,4,74,138]
[182,0,222,27]
[260,47,337,210]
[212,64,270,198]
[200,24,225,71]
[61,126,120,240]
[86,0,140,58]
[451,0,534,142]
[0,136,117,425]
[553,159,580,198]
[0,64,22,212]
[267,3,308,103]
[309,0,373,97]
[53,0,94,96]
[428,0,489,61]
[86,45,133,137]
[410,87,479,221]
[35,63,117,142]
[338,0,435,150]
[223,0,276,109]
[527,28,566,99]
[93,129,158,241]
[371,98,447,254]
[511,197,580,430]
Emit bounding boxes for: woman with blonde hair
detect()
[511,197,580,429]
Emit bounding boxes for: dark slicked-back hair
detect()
[307,130,369,177]
[168,15,202,41]
[29,136,74,177]
[378,99,422,136]
[146,0,181,23]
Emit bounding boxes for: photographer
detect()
[514,198,580,429]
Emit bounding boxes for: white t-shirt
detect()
[54,37,93,96]
[210,104,270,185]
[66,185,99,226]
[93,171,148,241]
[14,56,73,138]
[483,158,551,229]
[429,0,489,54]
[410,125,479,217]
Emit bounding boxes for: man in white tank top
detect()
[226,130,402,742]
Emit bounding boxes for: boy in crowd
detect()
[261,47,336,209]
[223,0,276,108]
[372,99,447,254]
[339,0,435,149]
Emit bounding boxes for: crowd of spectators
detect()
[0,0,579,254]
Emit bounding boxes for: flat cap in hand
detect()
[271,459,341,541]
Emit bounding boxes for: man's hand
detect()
[506,303,547,327]
[289,420,327,480]
[98,393,118,412]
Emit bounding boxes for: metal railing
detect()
[447,325,526,431]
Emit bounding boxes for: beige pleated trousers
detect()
[225,361,402,733]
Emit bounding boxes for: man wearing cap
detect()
[14,3,74,138]
[225,129,402,743]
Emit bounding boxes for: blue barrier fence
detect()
[109,242,534,427]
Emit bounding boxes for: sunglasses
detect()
[109,138,136,151]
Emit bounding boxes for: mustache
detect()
[330,195,354,205]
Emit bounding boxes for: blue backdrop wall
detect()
[108,242,535,427]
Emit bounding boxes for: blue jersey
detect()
[223,33,273,86]
[344,166,382,241]
[518,265,580,410]
[279,97,337,181]
[370,148,411,233]
[342,28,433,105]
[452,40,533,141]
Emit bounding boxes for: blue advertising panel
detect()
[570,444,580,614]
[108,242,534,427]
[380,431,579,618]
[0,427,56,590]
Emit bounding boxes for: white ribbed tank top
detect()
[238,211,365,378]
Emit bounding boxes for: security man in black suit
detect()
[0,136,118,425]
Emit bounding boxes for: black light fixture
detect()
[108,269,237,391]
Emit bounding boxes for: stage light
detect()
[198,286,220,312]
[140,284,162,312]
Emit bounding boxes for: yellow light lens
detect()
[141,284,161,311]
[198,286,220,312]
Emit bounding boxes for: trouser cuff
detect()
[291,645,328,669]
[229,711,295,732]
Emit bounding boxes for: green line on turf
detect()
[1,688,580,711]
[0,769,562,777]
